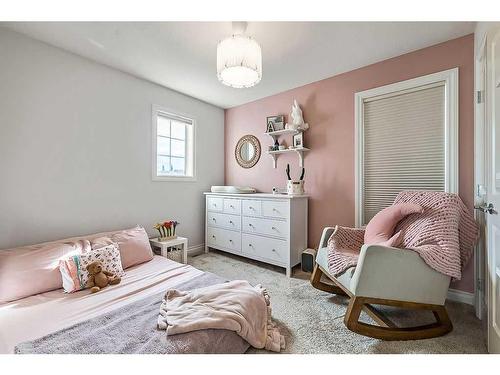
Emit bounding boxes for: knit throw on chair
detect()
[327,191,479,280]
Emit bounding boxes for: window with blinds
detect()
[355,69,458,226]
[152,106,195,181]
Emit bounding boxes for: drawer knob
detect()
[248,223,254,227]
[273,208,278,212]
[229,220,233,224]
[212,235,216,238]
[271,226,277,230]
[272,249,276,252]
[212,218,216,221]
[229,239,233,243]
[249,206,254,210]
[230,205,234,208]
[248,243,253,247]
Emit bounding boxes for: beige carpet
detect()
[189,250,487,354]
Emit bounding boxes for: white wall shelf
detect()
[267,148,309,168]
[264,129,301,140]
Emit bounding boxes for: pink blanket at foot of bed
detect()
[157,280,285,352]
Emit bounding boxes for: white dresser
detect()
[204,192,308,277]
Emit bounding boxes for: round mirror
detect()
[235,135,261,168]
[240,141,255,161]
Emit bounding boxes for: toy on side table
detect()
[154,220,179,241]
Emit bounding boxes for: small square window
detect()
[152,106,195,181]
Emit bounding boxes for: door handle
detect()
[475,203,497,215]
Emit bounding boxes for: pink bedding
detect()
[0,256,202,353]
[0,226,153,303]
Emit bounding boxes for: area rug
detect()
[189,250,487,354]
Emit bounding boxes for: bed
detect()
[0,255,250,354]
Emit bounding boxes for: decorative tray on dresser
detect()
[204,192,308,277]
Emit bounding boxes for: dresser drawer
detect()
[207,227,241,252]
[242,234,287,265]
[223,199,241,215]
[262,200,289,220]
[207,197,223,212]
[207,212,241,231]
[242,216,288,239]
[242,200,262,217]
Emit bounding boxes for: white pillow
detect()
[59,243,124,293]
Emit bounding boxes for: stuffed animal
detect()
[85,261,121,293]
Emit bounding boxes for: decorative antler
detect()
[299,167,305,181]
[286,164,291,180]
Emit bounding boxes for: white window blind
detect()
[362,83,446,223]
[152,106,195,181]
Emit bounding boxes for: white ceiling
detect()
[1,22,475,108]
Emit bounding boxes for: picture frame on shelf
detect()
[293,132,304,148]
[266,115,285,132]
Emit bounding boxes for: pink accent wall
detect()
[225,34,475,293]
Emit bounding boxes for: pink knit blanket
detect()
[327,191,479,280]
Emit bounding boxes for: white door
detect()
[485,28,500,353]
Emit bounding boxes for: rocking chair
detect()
[310,226,453,341]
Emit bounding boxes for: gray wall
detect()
[0,28,224,249]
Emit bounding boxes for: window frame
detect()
[354,68,459,226]
[152,104,196,182]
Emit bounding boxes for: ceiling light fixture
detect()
[217,22,262,88]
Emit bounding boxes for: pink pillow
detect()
[91,226,153,269]
[0,240,91,303]
[364,203,424,246]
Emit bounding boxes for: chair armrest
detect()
[350,244,451,305]
[318,227,337,250]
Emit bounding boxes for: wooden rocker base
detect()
[310,264,453,341]
[310,263,348,296]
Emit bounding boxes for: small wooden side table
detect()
[149,236,188,264]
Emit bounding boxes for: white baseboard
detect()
[447,288,475,306]
[187,243,205,257]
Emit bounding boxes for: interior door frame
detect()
[474,32,487,320]
[485,27,500,353]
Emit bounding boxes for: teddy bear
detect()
[85,261,121,293]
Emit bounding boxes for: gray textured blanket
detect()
[14,272,250,354]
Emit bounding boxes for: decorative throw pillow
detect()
[59,243,125,293]
[90,226,153,269]
[364,203,424,246]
